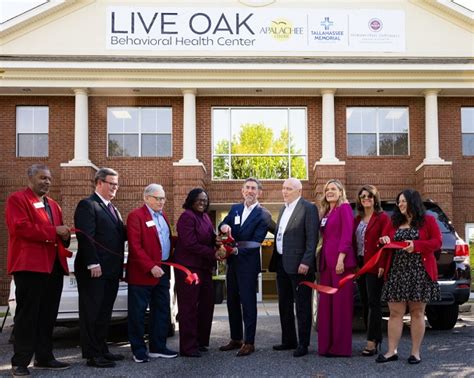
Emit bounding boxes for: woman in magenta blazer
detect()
[376,189,441,365]
[318,179,356,357]
[353,185,390,356]
[174,188,217,357]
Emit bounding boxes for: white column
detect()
[420,90,447,167]
[317,89,342,165]
[68,88,91,165]
[178,89,199,164]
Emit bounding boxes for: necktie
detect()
[107,202,118,222]
[43,197,53,224]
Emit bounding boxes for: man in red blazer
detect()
[126,183,178,363]
[6,164,71,376]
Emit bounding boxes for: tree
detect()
[213,123,306,179]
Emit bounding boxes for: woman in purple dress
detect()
[318,179,356,357]
[174,188,217,357]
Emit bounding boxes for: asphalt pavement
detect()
[0,302,473,377]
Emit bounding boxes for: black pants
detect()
[275,254,314,348]
[76,273,119,358]
[357,272,384,343]
[12,261,63,367]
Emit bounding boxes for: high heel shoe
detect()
[362,341,379,357]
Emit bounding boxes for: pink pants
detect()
[317,268,354,356]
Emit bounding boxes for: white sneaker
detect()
[133,355,150,363]
[148,349,178,359]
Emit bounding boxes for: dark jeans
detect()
[357,272,384,343]
[128,271,170,358]
[12,260,63,367]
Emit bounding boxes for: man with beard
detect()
[218,178,272,357]
[6,164,71,376]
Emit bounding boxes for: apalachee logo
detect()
[368,18,383,32]
[269,18,293,41]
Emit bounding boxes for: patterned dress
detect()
[381,227,441,303]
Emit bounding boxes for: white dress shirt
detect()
[241,201,259,226]
[276,197,301,254]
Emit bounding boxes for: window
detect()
[347,107,409,156]
[212,107,307,180]
[107,107,172,157]
[16,106,49,157]
[461,107,474,156]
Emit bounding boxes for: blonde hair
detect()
[320,179,348,217]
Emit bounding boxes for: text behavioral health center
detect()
[0,0,473,303]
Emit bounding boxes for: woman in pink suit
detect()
[318,179,356,357]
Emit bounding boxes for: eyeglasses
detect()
[359,194,374,200]
[195,198,208,204]
[102,180,119,188]
[149,195,166,202]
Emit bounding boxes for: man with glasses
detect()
[126,184,178,362]
[74,167,127,368]
[218,178,272,357]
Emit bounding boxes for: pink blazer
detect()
[319,202,356,272]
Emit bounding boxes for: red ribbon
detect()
[299,241,409,295]
[58,243,73,258]
[71,227,199,285]
[160,262,200,285]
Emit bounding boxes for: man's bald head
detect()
[282,178,302,204]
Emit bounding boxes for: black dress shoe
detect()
[198,346,209,352]
[34,359,70,370]
[293,346,308,357]
[180,351,202,357]
[12,366,30,377]
[86,357,116,368]
[273,344,297,351]
[408,355,421,364]
[375,353,399,363]
[103,352,125,361]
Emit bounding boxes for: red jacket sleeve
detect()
[126,210,158,275]
[6,193,56,243]
[413,215,442,256]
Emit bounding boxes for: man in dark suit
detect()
[218,178,271,357]
[126,183,177,362]
[6,164,71,376]
[74,167,126,368]
[269,178,319,357]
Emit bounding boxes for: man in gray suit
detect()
[269,178,319,357]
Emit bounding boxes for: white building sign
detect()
[106,7,405,52]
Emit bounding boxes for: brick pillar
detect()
[172,164,207,231]
[60,166,97,227]
[313,164,347,205]
[415,164,454,219]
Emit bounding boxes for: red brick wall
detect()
[439,97,474,233]
[1,94,473,304]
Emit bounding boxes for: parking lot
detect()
[0,301,473,377]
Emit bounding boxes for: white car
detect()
[9,235,176,330]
